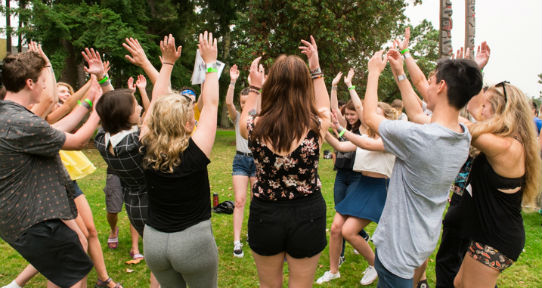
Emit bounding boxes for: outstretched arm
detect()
[192,31,219,158]
[344,68,364,121]
[53,79,100,132]
[362,51,388,134]
[81,48,113,93]
[29,41,58,118]
[330,71,346,127]
[136,74,150,111]
[387,49,430,124]
[324,132,356,152]
[123,38,160,85]
[240,57,264,140]
[395,27,430,102]
[300,35,331,137]
[226,64,239,122]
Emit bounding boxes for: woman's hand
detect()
[299,35,320,72]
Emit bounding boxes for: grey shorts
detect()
[103,174,124,213]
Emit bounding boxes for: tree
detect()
[538,73,542,97]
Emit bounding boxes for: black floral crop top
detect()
[247,116,322,201]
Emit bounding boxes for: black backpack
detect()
[213,200,234,214]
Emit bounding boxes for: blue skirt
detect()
[335,174,388,223]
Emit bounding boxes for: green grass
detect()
[1,129,541,287]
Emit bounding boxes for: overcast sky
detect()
[405,0,542,98]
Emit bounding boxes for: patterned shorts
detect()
[467,241,514,272]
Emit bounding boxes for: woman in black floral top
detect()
[239,36,331,288]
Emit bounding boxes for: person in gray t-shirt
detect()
[361,49,483,287]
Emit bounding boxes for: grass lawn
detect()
[1,129,541,287]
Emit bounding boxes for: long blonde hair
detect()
[141,94,194,173]
[469,83,541,206]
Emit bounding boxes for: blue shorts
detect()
[232,152,256,177]
[73,181,84,198]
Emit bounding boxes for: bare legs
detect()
[252,251,321,288]
[233,175,257,243]
[341,217,374,266]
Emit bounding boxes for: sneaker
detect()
[316,271,340,284]
[360,265,378,285]
[417,279,429,288]
[339,256,345,267]
[233,241,244,258]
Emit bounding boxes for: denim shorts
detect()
[73,180,84,198]
[232,153,256,177]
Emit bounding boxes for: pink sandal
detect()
[107,227,119,249]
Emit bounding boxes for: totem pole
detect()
[465,0,476,59]
[439,0,453,59]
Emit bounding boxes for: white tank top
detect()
[352,134,395,178]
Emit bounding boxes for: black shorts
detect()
[7,219,93,287]
[248,193,327,258]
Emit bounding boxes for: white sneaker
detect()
[360,265,378,285]
[233,241,244,258]
[316,271,340,284]
[353,248,360,255]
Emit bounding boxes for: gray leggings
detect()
[143,220,218,288]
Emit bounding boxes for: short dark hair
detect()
[1,52,47,93]
[435,59,483,110]
[96,89,135,134]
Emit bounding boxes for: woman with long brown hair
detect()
[239,36,330,288]
[454,82,541,288]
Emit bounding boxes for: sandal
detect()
[126,252,145,265]
[95,277,123,288]
[107,227,119,249]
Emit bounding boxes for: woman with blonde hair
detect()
[139,31,219,288]
[239,36,330,288]
[454,82,541,288]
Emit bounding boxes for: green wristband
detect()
[206,67,218,73]
[400,48,410,55]
[338,128,346,138]
[348,85,356,91]
[77,100,91,109]
[84,98,93,108]
[98,75,109,84]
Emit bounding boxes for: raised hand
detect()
[299,35,320,71]
[331,110,342,130]
[103,61,111,76]
[344,68,355,87]
[198,31,218,64]
[81,48,105,79]
[136,74,147,89]
[87,78,103,105]
[249,56,265,89]
[332,72,343,86]
[28,41,51,65]
[395,26,410,51]
[160,34,182,65]
[368,50,387,74]
[386,50,403,75]
[474,41,490,69]
[123,38,150,67]
[230,64,240,82]
[127,76,136,93]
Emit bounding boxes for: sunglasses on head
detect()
[180,89,196,102]
[496,81,510,102]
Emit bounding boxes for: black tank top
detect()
[465,153,525,260]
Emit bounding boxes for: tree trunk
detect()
[6,0,12,54]
[59,39,82,89]
[465,0,475,59]
[439,0,453,59]
[219,28,232,128]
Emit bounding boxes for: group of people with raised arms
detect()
[1,24,539,288]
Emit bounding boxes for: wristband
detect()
[77,100,91,109]
[162,62,174,66]
[397,74,407,81]
[98,75,109,84]
[206,67,218,73]
[84,98,93,108]
[331,86,338,90]
[312,73,324,80]
[348,85,356,91]
[310,67,322,75]
[100,80,111,87]
[249,85,262,91]
[338,128,346,138]
[400,48,410,55]
[249,88,261,94]
[403,53,412,59]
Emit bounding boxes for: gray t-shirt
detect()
[373,119,471,278]
[234,111,250,153]
[0,101,75,243]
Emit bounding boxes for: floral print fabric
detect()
[247,116,321,201]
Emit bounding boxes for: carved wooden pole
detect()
[465,0,476,59]
[439,0,453,59]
